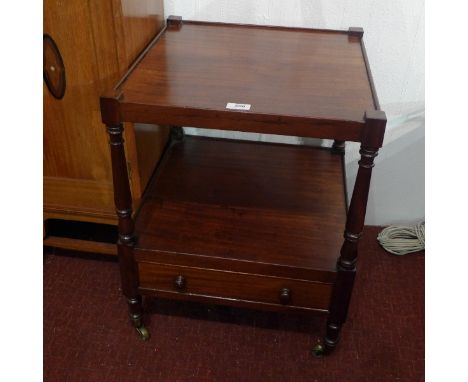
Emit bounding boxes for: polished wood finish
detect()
[134,137,345,282]
[133,124,170,191]
[138,262,333,311]
[43,236,116,256]
[119,22,374,121]
[106,20,376,141]
[101,18,387,355]
[44,178,117,222]
[320,111,386,354]
[43,34,66,99]
[107,122,144,328]
[43,0,168,237]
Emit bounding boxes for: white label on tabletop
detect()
[226,102,251,111]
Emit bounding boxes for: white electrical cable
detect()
[377,222,425,255]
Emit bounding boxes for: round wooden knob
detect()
[279,288,291,304]
[174,275,186,291]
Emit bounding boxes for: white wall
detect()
[164,0,425,226]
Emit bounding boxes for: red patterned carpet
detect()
[44,226,424,382]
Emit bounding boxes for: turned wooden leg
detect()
[314,233,358,356]
[313,111,386,356]
[105,120,150,341]
[127,296,143,326]
[314,145,380,357]
[127,295,149,340]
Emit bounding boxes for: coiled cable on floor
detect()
[377,222,425,255]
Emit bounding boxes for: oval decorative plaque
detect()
[43,34,66,99]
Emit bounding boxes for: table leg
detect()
[106,123,149,341]
[314,145,379,356]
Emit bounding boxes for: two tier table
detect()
[100,16,386,356]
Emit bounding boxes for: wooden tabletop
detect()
[102,18,384,143]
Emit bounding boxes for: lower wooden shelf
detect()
[133,136,347,312]
[43,236,116,256]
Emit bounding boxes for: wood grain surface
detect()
[99,18,387,353]
[110,21,376,140]
[134,136,346,282]
[138,262,333,311]
[43,0,167,226]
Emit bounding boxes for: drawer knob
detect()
[174,275,186,291]
[279,288,291,304]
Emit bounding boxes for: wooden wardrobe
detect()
[43,0,169,254]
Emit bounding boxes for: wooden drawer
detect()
[138,262,333,311]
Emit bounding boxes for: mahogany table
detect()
[100,16,386,356]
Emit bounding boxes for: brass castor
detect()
[312,343,325,357]
[135,325,150,341]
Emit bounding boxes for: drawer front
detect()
[138,262,333,311]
